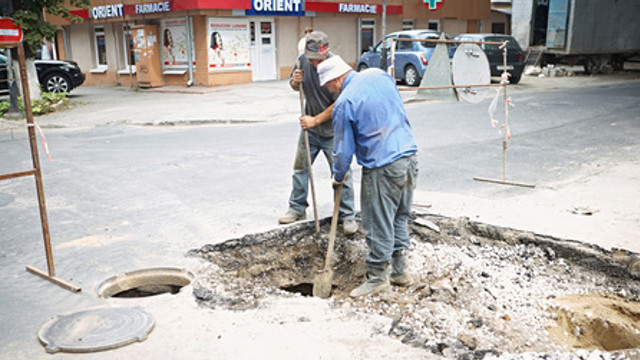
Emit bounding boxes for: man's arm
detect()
[299,103,334,130]
[332,104,356,182]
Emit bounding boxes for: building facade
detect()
[47,0,490,88]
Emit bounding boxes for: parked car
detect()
[356,30,456,86]
[453,33,525,84]
[0,53,86,94]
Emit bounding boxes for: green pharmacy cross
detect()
[424,0,444,10]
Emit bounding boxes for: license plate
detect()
[497,65,514,70]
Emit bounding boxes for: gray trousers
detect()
[361,155,418,264]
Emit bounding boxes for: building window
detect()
[91,27,108,73]
[118,26,136,74]
[360,19,375,55]
[428,20,440,31]
[492,22,506,34]
[122,26,135,67]
[402,20,414,31]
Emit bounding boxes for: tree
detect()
[7,0,89,100]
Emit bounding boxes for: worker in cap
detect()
[297,26,314,55]
[279,31,357,236]
[318,55,418,297]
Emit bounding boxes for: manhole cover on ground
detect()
[189,214,640,359]
[38,306,155,353]
[97,267,194,298]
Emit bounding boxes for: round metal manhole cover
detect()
[452,43,491,104]
[38,306,155,353]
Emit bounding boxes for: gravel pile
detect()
[189,214,640,360]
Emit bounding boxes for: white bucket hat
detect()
[318,55,352,86]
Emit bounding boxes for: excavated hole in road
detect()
[189,214,640,359]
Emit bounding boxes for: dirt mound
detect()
[548,293,640,351]
[189,213,640,359]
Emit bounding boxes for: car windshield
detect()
[417,32,441,48]
[484,36,522,51]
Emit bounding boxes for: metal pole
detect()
[186,16,194,87]
[17,43,55,277]
[6,48,21,116]
[381,0,386,39]
[502,44,509,182]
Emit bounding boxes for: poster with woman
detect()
[207,18,251,72]
[160,18,195,69]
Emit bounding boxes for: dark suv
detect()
[453,33,525,84]
[0,53,86,94]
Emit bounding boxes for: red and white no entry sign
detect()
[0,18,23,44]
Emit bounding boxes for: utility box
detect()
[132,25,163,88]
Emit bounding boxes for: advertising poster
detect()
[207,18,251,72]
[160,18,195,69]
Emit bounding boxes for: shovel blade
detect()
[312,269,333,298]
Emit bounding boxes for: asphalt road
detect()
[0,76,639,359]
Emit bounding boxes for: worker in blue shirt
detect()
[317,55,418,298]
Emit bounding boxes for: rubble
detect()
[189,214,640,359]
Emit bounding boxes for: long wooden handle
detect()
[297,61,320,234]
[324,184,342,271]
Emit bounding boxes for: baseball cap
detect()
[305,31,330,60]
[317,55,352,86]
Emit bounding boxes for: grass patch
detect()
[0,92,69,118]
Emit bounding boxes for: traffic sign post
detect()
[0,17,22,44]
[0,18,81,293]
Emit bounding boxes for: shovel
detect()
[297,61,320,234]
[313,183,342,298]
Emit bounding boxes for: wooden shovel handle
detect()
[323,184,342,271]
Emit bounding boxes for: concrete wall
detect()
[511,0,533,50]
[441,19,468,36]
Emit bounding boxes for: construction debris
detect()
[189,214,640,359]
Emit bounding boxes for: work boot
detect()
[390,250,413,287]
[349,262,391,298]
[342,219,358,235]
[278,210,306,224]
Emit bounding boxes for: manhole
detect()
[189,214,640,359]
[38,306,154,353]
[97,267,194,299]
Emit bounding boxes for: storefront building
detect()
[47,0,489,88]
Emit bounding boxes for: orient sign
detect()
[424,0,444,11]
[0,18,23,44]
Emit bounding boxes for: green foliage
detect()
[11,0,90,55]
[0,92,69,117]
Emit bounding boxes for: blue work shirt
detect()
[332,68,417,182]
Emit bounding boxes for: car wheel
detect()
[357,63,368,72]
[510,72,522,84]
[43,73,71,93]
[404,65,420,87]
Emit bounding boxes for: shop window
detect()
[402,20,414,31]
[91,27,108,73]
[360,19,375,55]
[428,20,440,31]
[492,22,506,34]
[119,26,136,74]
[250,22,256,45]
